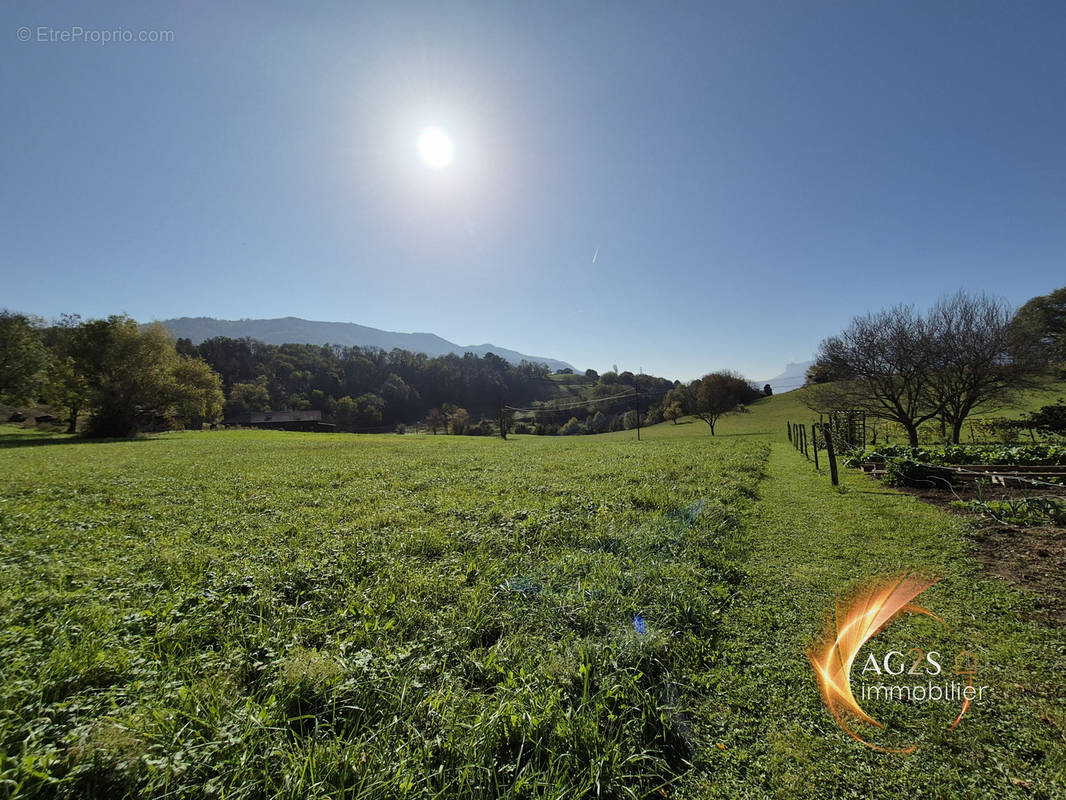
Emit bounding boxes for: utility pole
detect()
[634,382,641,441]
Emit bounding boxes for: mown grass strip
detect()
[686,442,1066,799]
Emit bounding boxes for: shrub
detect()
[1028,401,1066,438]
[587,411,610,434]
[881,459,955,488]
[468,419,495,436]
[559,416,586,435]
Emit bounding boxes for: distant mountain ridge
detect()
[157,316,575,372]
[759,360,814,394]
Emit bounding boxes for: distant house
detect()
[225,410,335,432]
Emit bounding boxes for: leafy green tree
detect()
[1027,401,1066,438]
[285,393,312,411]
[78,318,178,436]
[587,411,609,433]
[226,380,271,417]
[332,394,384,431]
[69,316,224,437]
[559,416,585,435]
[664,402,683,424]
[663,386,692,415]
[449,407,470,435]
[694,371,759,435]
[0,311,49,405]
[333,396,360,431]
[171,356,224,429]
[44,356,90,433]
[1009,286,1066,366]
[379,373,418,422]
[353,393,384,428]
[42,314,90,432]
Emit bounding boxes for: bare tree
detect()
[806,305,942,446]
[808,294,1043,445]
[926,292,1039,443]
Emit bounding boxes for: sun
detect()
[417,126,454,169]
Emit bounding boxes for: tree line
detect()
[1,310,771,438]
[181,335,568,431]
[0,313,569,435]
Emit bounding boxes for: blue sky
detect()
[2,1,1064,382]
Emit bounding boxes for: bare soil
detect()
[870,476,1066,626]
[969,524,1066,625]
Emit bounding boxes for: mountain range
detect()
[157,317,576,373]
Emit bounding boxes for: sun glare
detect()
[418,126,454,169]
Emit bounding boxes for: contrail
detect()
[592,247,598,264]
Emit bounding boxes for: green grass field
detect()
[1,430,761,798]
[1,404,1064,798]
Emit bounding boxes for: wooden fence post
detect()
[787,421,792,443]
[812,424,820,470]
[822,423,839,486]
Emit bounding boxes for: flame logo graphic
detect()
[808,572,967,754]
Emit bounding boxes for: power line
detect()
[504,387,672,414]
[505,390,637,413]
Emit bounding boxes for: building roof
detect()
[228,410,323,424]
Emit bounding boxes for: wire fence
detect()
[787,416,1066,503]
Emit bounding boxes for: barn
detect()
[225,410,335,432]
